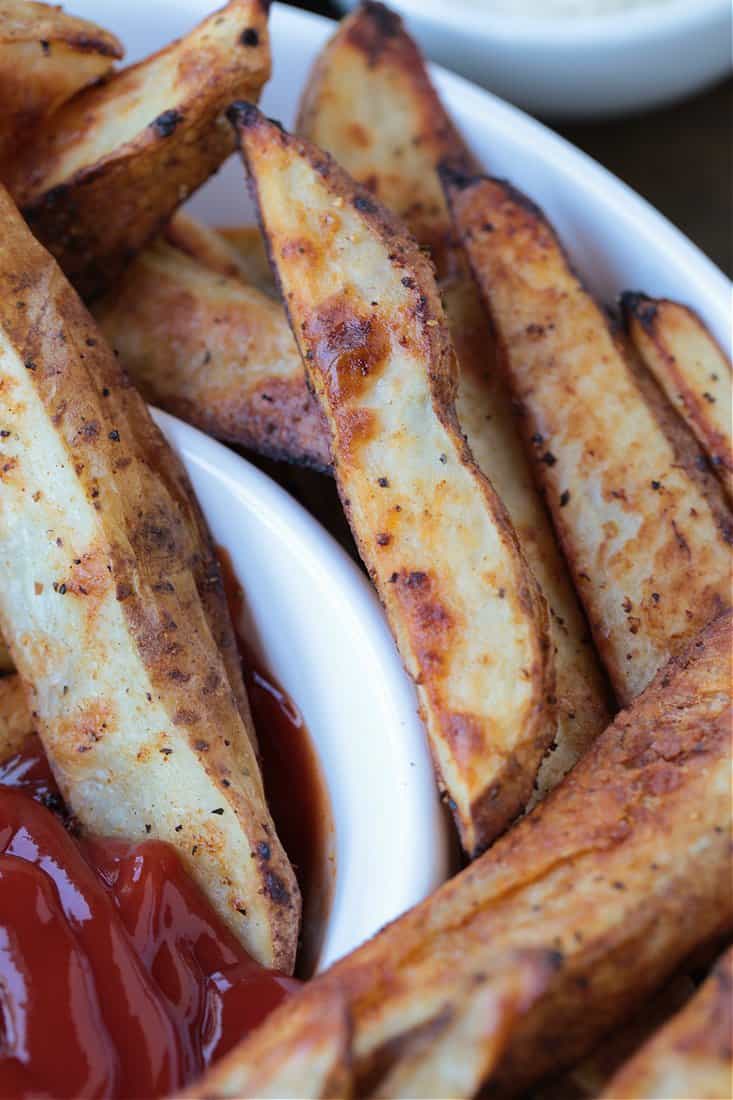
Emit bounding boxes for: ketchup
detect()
[0,736,300,1098]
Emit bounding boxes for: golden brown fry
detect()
[234,104,556,858]
[93,237,330,471]
[623,293,733,503]
[7,0,271,300]
[0,674,33,760]
[444,171,733,704]
[297,0,610,797]
[219,223,279,296]
[165,211,259,281]
[600,948,733,1100]
[0,185,299,971]
[195,609,733,1098]
[0,0,122,165]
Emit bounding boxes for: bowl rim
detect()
[349,0,730,43]
[153,407,451,973]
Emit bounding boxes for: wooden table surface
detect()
[290,1,732,279]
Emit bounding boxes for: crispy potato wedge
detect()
[297,1,610,799]
[233,105,556,858]
[623,293,733,503]
[444,171,733,704]
[166,211,259,281]
[7,0,271,301]
[600,948,733,1100]
[0,186,299,971]
[0,674,34,760]
[93,237,330,471]
[0,0,122,165]
[219,223,279,296]
[195,610,733,1097]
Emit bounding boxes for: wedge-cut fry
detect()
[623,293,733,503]
[219,223,279,296]
[166,211,259,282]
[233,105,555,858]
[195,610,733,1098]
[93,238,330,471]
[0,674,33,760]
[7,0,271,300]
[297,0,610,799]
[0,185,299,971]
[0,0,122,165]
[600,948,733,1100]
[444,171,733,704]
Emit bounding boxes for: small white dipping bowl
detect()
[154,410,450,973]
[338,0,732,120]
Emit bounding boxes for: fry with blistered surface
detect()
[0,0,122,166]
[600,947,733,1100]
[623,293,733,504]
[193,609,733,1098]
[233,105,556,858]
[93,236,330,471]
[0,186,299,972]
[6,0,271,301]
[444,171,733,705]
[297,0,610,797]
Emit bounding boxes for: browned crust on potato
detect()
[0,673,34,758]
[623,292,733,504]
[0,185,299,970]
[443,170,733,705]
[600,947,733,1099]
[297,3,610,793]
[0,0,122,165]
[193,610,733,1097]
[233,104,556,858]
[7,0,270,300]
[92,238,331,471]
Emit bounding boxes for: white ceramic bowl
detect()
[74,0,729,973]
[153,411,449,973]
[338,0,733,120]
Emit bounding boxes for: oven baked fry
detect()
[444,171,733,704]
[600,947,733,1100]
[0,186,299,972]
[233,104,555,858]
[297,0,610,797]
[623,293,733,504]
[92,237,330,471]
[0,0,122,165]
[6,0,271,301]
[192,609,733,1097]
[218,223,279,296]
[0,675,33,760]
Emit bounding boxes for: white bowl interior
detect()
[154,410,449,972]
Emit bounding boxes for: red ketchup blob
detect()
[0,735,300,1099]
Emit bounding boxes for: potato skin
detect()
[0,0,122,166]
[0,186,299,971]
[8,0,271,301]
[624,293,733,504]
[600,948,733,1100]
[93,238,331,471]
[444,171,732,705]
[234,104,556,859]
[194,610,732,1097]
[297,0,610,798]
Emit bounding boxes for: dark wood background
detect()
[291,0,732,278]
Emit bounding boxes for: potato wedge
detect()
[218,223,279,296]
[623,293,733,504]
[444,171,733,704]
[195,609,733,1097]
[0,674,33,761]
[297,0,609,798]
[0,0,122,165]
[7,0,271,301]
[233,105,555,858]
[0,186,299,971]
[600,948,733,1100]
[93,237,331,471]
[169,212,278,299]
